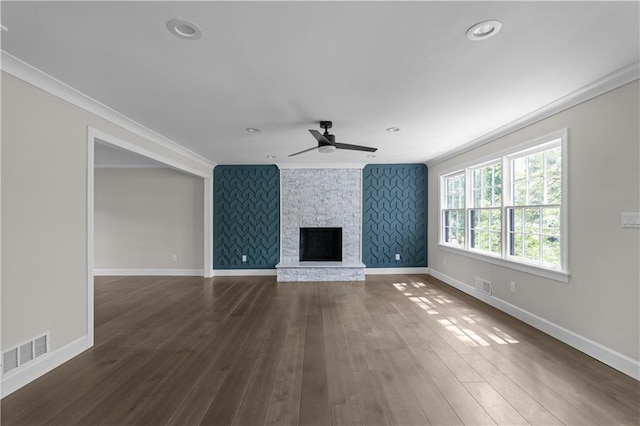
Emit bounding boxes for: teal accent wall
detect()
[362,164,427,268]
[214,165,279,269]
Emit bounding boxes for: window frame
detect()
[467,159,503,258]
[441,171,466,248]
[439,129,569,283]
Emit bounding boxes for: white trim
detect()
[1,336,90,398]
[429,268,640,381]
[427,62,640,167]
[438,245,569,283]
[94,163,168,169]
[213,269,277,277]
[365,267,430,275]
[204,176,214,278]
[277,163,366,170]
[94,269,205,276]
[86,130,95,347]
[0,50,215,171]
[90,128,210,179]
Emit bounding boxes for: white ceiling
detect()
[2,1,638,165]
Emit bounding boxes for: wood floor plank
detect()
[461,351,563,425]
[475,345,605,425]
[464,381,529,425]
[3,274,639,426]
[231,295,294,426]
[409,348,496,425]
[353,370,395,426]
[331,403,365,426]
[298,288,331,426]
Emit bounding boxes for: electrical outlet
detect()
[172,255,178,262]
[510,281,516,293]
[242,254,247,262]
[395,253,401,261]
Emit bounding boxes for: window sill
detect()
[438,244,570,283]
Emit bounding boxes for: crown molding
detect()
[1,50,216,171]
[277,162,366,169]
[427,62,640,167]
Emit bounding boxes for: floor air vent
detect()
[475,277,492,295]
[2,333,50,375]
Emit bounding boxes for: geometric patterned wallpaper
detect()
[362,164,428,268]
[213,165,279,269]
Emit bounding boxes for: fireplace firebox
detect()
[299,227,342,262]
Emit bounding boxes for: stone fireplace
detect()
[276,168,366,282]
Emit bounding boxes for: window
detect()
[469,162,502,255]
[442,172,465,248]
[507,144,561,266]
[440,130,567,279]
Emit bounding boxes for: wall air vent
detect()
[3,348,19,374]
[475,277,492,295]
[2,333,50,375]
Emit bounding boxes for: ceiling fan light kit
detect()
[288,120,378,157]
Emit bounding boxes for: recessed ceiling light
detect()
[386,127,401,133]
[266,155,276,159]
[466,20,502,41]
[167,19,202,40]
[246,127,261,133]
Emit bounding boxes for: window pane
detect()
[444,209,465,247]
[546,176,561,204]
[514,181,527,205]
[478,209,489,225]
[471,162,502,209]
[490,210,501,232]
[512,208,523,232]
[473,169,482,189]
[513,157,527,181]
[490,232,502,254]
[473,188,482,208]
[545,147,561,176]
[481,231,491,251]
[524,234,541,261]
[542,207,560,236]
[529,152,544,177]
[529,177,544,205]
[525,208,540,234]
[513,233,524,257]
[543,236,561,265]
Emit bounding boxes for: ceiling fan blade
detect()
[334,143,377,153]
[288,146,319,157]
[309,129,331,144]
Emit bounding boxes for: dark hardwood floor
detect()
[2,274,639,425]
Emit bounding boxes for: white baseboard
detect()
[94,269,204,276]
[1,335,90,398]
[365,267,429,275]
[213,269,277,277]
[429,268,640,381]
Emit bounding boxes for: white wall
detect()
[94,168,204,272]
[428,81,640,373]
[1,71,212,396]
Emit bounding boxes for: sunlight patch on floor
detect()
[392,281,520,346]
